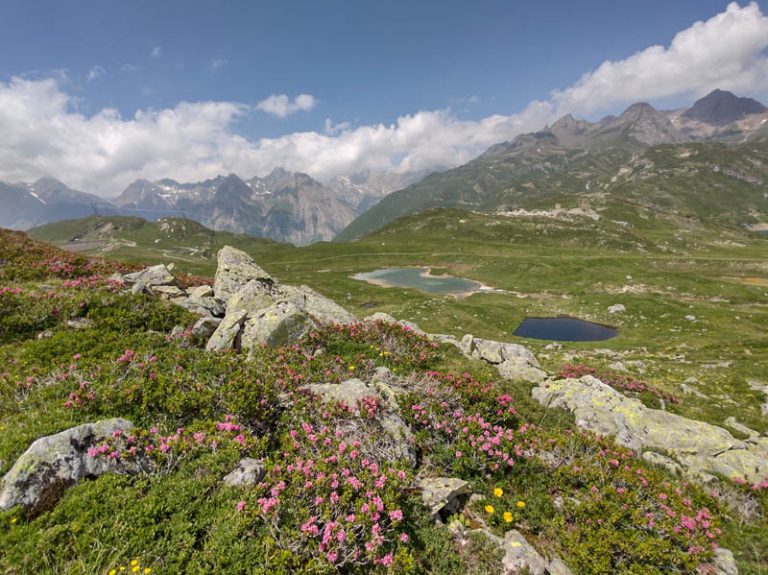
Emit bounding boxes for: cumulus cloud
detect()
[150,46,161,59]
[256,94,316,117]
[0,2,767,197]
[86,65,105,82]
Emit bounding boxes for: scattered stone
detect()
[715,547,739,575]
[223,458,266,487]
[427,333,459,346]
[36,330,53,339]
[152,285,186,298]
[239,301,312,349]
[679,382,710,399]
[724,417,760,438]
[416,477,469,520]
[460,335,547,383]
[607,304,625,314]
[533,376,768,483]
[213,246,273,304]
[187,285,213,299]
[364,312,398,324]
[747,380,768,417]
[685,314,697,322]
[205,310,247,352]
[66,318,95,330]
[0,419,143,513]
[608,361,628,372]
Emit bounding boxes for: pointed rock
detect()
[213,246,273,304]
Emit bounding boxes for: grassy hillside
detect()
[1,228,767,574]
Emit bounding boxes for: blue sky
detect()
[0,1,767,194]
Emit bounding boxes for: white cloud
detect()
[211,58,229,71]
[0,2,767,197]
[86,65,105,82]
[150,46,161,59]
[256,94,316,118]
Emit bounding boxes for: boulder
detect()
[607,304,626,314]
[304,377,416,465]
[239,301,312,349]
[152,285,186,298]
[364,312,398,324]
[205,310,247,352]
[223,458,266,487]
[213,246,273,304]
[416,476,469,519]
[496,359,548,384]
[66,318,95,330]
[0,419,142,513]
[533,376,768,483]
[187,285,214,299]
[278,284,356,325]
[459,335,547,383]
[548,557,575,575]
[123,264,177,288]
[227,281,275,316]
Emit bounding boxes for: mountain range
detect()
[2,89,767,245]
[337,89,768,240]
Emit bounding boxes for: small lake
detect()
[514,317,618,342]
[353,267,484,295]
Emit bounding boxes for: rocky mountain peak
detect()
[682,89,767,126]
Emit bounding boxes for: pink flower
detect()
[236,500,246,512]
[389,509,403,522]
[455,450,462,458]
[379,553,394,566]
[399,532,410,543]
[327,551,338,563]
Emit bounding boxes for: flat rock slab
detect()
[417,476,469,519]
[533,376,768,483]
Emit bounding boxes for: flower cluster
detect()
[239,420,413,569]
[107,558,152,574]
[559,363,679,403]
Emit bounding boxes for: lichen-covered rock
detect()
[227,281,275,316]
[278,284,356,325]
[533,376,768,483]
[496,359,548,384]
[223,458,266,487]
[239,301,312,349]
[715,547,739,575]
[304,377,416,465]
[499,530,549,575]
[416,476,469,519]
[0,419,141,513]
[364,312,398,324]
[213,246,273,304]
[152,285,185,298]
[548,557,575,575]
[459,335,539,367]
[205,310,247,352]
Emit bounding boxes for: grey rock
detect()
[123,264,177,287]
[152,285,186,298]
[416,476,469,519]
[0,419,142,513]
[607,304,626,314]
[192,316,222,339]
[187,285,213,299]
[533,376,768,483]
[496,359,548,383]
[428,333,459,346]
[364,312,398,324]
[240,301,313,349]
[459,335,540,367]
[548,557,575,575]
[724,417,759,438]
[213,246,273,304]
[500,530,548,575]
[715,547,739,575]
[205,310,247,352]
[278,284,356,325]
[223,458,266,487]
[66,318,95,330]
[228,281,275,316]
[398,319,424,334]
[641,451,682,475]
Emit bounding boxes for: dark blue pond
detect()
[513,317,618,342]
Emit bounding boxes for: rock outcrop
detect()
[533,376,768,483]
[213,246,274,304]
[459,334,548,383]
[417,476,470,520]
[0,419,143,513]
[223,458,266,487]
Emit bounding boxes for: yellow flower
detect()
[348,365,356,371]
[503,511,513,523]
[109,570,117,575]
[516,501,526,509]
[10,517,17,524]
[130,560,139,567]
[131,567,140,574]
[120,568,126,572]
[484,504,495,514]
[144,569,152,574]
[493,487,503,498]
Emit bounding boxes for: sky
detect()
[0,0,767,196]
